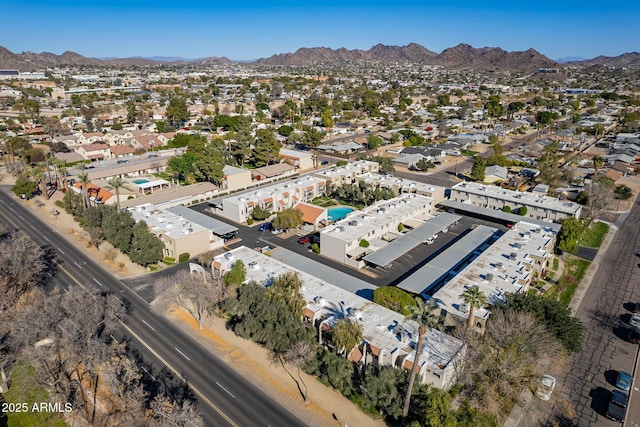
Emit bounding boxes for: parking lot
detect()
[190,202,508,288]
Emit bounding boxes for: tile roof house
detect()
[77,142,111,161]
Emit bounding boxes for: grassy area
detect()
[579,221,609,248]
[3,361,67,427]
[309,196,335,207]
[546,255,591,306]
[552,257,559,271]
[461,150,479,156]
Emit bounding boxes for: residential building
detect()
[312,160,379,186]
[432,221,556,332]
[221,175,327,223]
[222,165,252,191]
[450,181,582,221]
[320,193,435,268]
[279,147,314,170]
[212,246,466,390]
[129,204,212,259]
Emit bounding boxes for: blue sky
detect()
[3,1,639,61]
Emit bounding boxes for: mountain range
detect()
[1,43,639,72]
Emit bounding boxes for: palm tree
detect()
[107,176,124,211]
[460,285,488,331]
[402,298,439,423]
[331,317,363,356]
[78,171,91,210]
[592,155,604,178]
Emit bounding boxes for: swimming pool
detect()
[327,206,354,221]
[133,178,150,185]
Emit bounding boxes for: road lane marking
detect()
[142,319,156,331]
[74,261,83,269]
[216,382,235,399]
[120,322,238,427]
[93,278,103,287]
[57,247,65,254]
[141,366,157,382]
[174,347,191,361]
[29,224,35,230]
[43,236,49,241]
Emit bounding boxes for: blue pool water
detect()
[133,178,150,185]
[327,206,354,221]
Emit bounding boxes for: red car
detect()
[298,235,312,244]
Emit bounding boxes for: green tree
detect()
[370,156,395,174]
[557,217,587,253]
[129,221,163,266]
[614,184,633,200]
[251,205,271,221]
[518,206,528,216]
[102,207,136,253]
[470,156,486,181]
[592,155,605,177]
[373,286,416,315]
[12,174,38,199]
[402,298,439,423]
[267,272,305,319]
[77,171,91,210]
[331,317,363,356]
[321,109,334,128]
[499,293,585,353]
[300,127,326,149]
[367,135,383,150]
[192,142,225,184]
[168,152,198,182]
[166,96,189,127]
[252,128,281,167]
[460,285,488,330]
[413,158,435,171]
[273,208,303,230]
[362,368,406,420]
[126,99,139,123]
[502,205,512,213]
[222,260,246,287]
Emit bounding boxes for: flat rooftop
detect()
[322,193,433,243]
[167,206,238,236]
[397,225,499,296]
[451,181,582,215]
[432,221,555,321]
[438,200,562,232]
[130,203,207,240]
[214,246,466,377]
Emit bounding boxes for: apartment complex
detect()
[450,181,582,222]
[213,246,466,390]
[320,193,435,268]
[432,221,556,331]
[221,175,327,223]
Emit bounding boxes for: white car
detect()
[270,228,284,235]
[630,313,640,331]
[536,375,556,401]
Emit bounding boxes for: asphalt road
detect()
[526,202,640,426]
[0,188,307,427]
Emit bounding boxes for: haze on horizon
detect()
[4,0,639,61]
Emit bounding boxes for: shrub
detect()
[311,243,320,253]
[336,160,348,166]
[164,256,176,264]
[518,206,528,216]
[247,217,254,225]
[359,239,370,248]
[397,223,404,232]
[502,205,512,213]
[178,253,190,263]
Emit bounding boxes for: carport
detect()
[363,212,462,268]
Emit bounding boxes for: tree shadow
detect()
[623,302,638,312]
[612,325,630,341]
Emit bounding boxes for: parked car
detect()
[628,329,640,344]
[536,375,556,401]
[632,302,640,313]
[606,389,628,422]
[630,312,640,330]
[298,235,312,244]
[258,222,273,231]
[615,371,632,391]
[320,160,329,165]
[271,228,284,235]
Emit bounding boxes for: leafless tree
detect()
[158,269,224,330]
[282,341,316,403]
[586,178,614,218]
[0,227,48,313]
[149,394,204,427]
[456,309,563,421]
